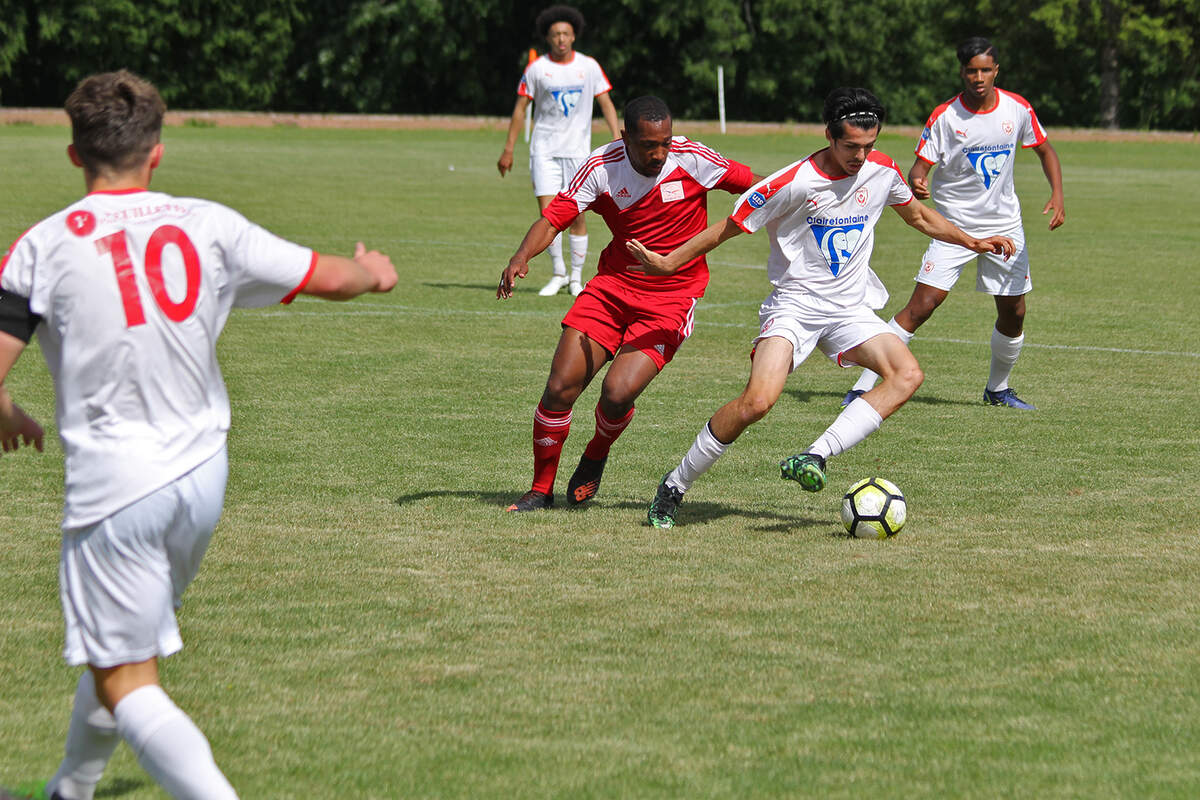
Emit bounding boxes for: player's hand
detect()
[909,175,931,200]
[1043,195,1065,231]
[624,239,675,276]
[0,401,44,455]
[353,241,398,293]
[497,259,529,299]
[974,235,1016,260]
[497,151,514,177]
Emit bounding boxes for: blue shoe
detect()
[983,388,1036,410]
[780,453,827,492]
[841,389,865,407]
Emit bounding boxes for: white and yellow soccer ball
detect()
[840,477,907,538]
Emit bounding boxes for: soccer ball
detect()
[840,477,907,539]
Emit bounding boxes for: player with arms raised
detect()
[498,95,756,512]
[0,70,396,799]
[844,36,1065,410]
[497,4,620,297]
[628,88,1014,529]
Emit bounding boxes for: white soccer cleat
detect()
[569,280,584,296]
[538,275,568,296]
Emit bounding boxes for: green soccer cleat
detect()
[3,780,53,800]
[779,452,827,492]
[647,476,685,529]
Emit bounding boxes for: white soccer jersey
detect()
[518,52,612,159]
[915,88,1048,234]
[0,189,316,528]
[730,150,914,308]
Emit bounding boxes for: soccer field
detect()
[2,123,1199,798]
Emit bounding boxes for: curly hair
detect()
[822,87,886,140]
[536,5,585,38]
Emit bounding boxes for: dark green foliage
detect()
[0,0,1196,128]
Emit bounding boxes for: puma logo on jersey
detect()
[955,128,968,137]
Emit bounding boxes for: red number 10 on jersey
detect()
[95,225,201,327]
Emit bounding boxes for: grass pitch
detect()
[2,123,1199,798]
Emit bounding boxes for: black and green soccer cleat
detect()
[647,477,685,529]
[779,452,827,492]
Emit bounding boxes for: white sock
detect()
[568,234,587,283]
[114,685,238,800]
[548,232,566,277]
[47,672,120,800]
[666,421,730,493]
[807,397,883,460]
[987,327,1024,392]
[851,317,913,392]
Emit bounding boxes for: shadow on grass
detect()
[784,387,980,408]
[393,490,827,533]
[97,778,149,798]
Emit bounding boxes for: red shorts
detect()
[561,273,700,370]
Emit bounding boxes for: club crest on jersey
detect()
[811,222,865,276]
[855,187,869,206]
[550,87,583,117]
[659,181,684,203]
[965,147,1012,189]
[1003,119,1014,135]
[66,210,96,237]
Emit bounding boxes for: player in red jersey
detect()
[497,95,757,511]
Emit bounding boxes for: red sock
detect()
[531,402,572,494]
[583,405,635,461]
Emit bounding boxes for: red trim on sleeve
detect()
[594,59,614,95]
[730,161,805,226]
[0,226,35,284]
[1000,88,1049,148]
[281,251,319,305]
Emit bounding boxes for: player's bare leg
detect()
[985,292,1035,409]
[72,659,238,800]
[509,327,610,511]
[536,195,569,295]
[649,337,792,528]
[846,283,946,404]
[569,345,660,506]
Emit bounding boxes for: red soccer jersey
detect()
[542,137,754,295]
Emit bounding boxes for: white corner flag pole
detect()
[717,66,727,134]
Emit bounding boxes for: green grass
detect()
[2,123,1199,799]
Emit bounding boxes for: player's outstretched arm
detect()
[1033,141,1065,230]
[499,217,560,299]
[302,243,397,301]
[907,159,934,201]
[625,218,744,276]
[498,96,531,177]
[893,201,1016,259]
[0,331,44,455]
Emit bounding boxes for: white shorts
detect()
[531,155,585,197]
[59,448,228,668]
[915,225,1031,296]
[754,291,894,372]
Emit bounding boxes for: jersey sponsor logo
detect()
[810,222,865,277]
[748,191,766,208]
[550,87,584,117]
[964,146,1012,189]
[67,210,96,237]
[659,181,684,203]
[921,126,932,143]
[855,187,869,206]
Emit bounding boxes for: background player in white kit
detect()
[497,4,620,297]
[844,36,1065,410]
[626,88,1014,529]
[0,71,397,800]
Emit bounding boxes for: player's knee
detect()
[895,363,924,398]
[542,378,581,409]
[738,392,776,424]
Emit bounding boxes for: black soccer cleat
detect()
[647,476,685,529]
[566,455,608,506]
[506,490,553,512]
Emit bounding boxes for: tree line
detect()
[1,0,1196,130]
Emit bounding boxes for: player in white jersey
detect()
[626,88,1014,530]
[497,5,619,297]
[0,71,396,800]
[844,37,1065,410]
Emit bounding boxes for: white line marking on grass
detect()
[257,302,1200,358]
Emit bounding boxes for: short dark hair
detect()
[623,96,671,133]
[823,87,886,139]
[536,5,584,38]
[957,36,998,65]
[65,69,165,175]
